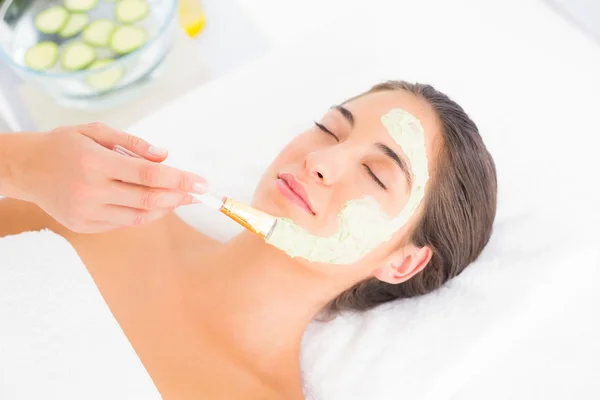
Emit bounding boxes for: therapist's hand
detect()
[6,123,207,233]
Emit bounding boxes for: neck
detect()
[187,232,349,376]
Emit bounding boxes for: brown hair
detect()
[327,80,497,313]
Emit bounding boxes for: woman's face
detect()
[252,89,441,277]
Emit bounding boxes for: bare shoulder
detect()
[0,197,68,239]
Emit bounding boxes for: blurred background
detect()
[1,0,599,133]
[0,0,271,131]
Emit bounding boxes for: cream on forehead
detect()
[267,108,430,264]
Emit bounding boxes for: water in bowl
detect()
[1,0,176,109]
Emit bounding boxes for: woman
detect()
[0,81,497,399]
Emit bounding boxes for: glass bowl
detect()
[0,0,178,109]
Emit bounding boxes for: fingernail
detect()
[192,196,202,204]
[148,145,168,155]
[192,182,208,194]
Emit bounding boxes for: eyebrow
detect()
[331,105,355,127]
[375,142,413,188]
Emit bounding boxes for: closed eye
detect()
[314,121,384,190]
[314,121,339,142]
[364,165,387,190]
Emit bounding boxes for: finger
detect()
[106,151,208,193]
[79,122,169,162]
[105,181,196,210]
[99,205,175,227]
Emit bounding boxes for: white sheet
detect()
[0,230,161,400]
[2,0,600,398]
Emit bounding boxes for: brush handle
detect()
[190,192,225,211]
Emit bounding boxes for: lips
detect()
[277,173,315,215]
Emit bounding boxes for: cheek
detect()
[252,137,308,203]
[265,136,313,173]
[282,135,313,157]
[381,190,410,217]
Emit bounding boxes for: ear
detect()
[373,246,432,284]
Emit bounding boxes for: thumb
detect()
[79,122,168,162]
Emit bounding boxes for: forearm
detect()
[0,197,54,239]
[0,133,17,196]
[0,132,36,198]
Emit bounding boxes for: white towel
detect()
[299,214,600,400]
[0,230,161,400]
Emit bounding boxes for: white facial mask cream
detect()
[266,108,430,264]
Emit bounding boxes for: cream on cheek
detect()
[266,108,430,265]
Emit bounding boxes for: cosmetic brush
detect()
[113,145,279,239]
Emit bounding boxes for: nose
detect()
[304,147,346,186]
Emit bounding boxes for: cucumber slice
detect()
[24,41,59,71]
[58,13,90,38]
[88,59,113,69]
[34,6,69,34]
[109,25,146,54]
[61,42,96,70]
[87,59,124,92]
[82,19,116,47]
[115,0,149,24]
[64,0,98,12]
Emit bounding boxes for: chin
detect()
[251,188,285,216]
